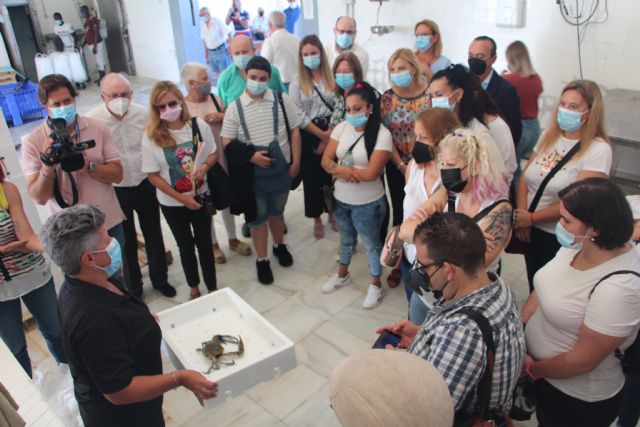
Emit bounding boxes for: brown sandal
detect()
[386,267,401,288]
[314,221,324,239]
[189,288,201,300]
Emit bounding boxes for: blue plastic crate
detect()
[0,81,48,127]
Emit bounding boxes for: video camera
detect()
[39,118,96,172]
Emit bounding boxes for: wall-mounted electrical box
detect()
[496,0,525,28]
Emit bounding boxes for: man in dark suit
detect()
[468,36,522,144]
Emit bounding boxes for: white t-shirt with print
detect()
[141,118,216,207]
[524,136,612,234]
[526,247,640,401]
[331,121,392,205]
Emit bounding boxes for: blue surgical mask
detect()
[92,238,122,277]
[390,70,413,88]
[50,104,77,125]
[335,73,355,90]
[555,222,589,250]
[234,54,252,70]
[346,112,368,128]
[200,15,209,24]
[431,95,454,111]
[303,55,321,70]
[246,79,268,96]
[557,107,587,132]
[336,33,353,49]
[55,19,63,26]
[415,35,431,52]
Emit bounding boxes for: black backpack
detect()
[588,270,640,374]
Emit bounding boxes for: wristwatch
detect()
[89,162,97,172]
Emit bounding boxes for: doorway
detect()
[95,0,136,75]
[6,5,39,81]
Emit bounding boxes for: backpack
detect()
[588,270,640,374]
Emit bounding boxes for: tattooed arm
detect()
[480,201,513,268]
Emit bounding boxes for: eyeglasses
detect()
[411,258,445,277]
[103,91,132,99]
[156,100,179,111]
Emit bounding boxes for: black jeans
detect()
[115,179,168,291]
[524,227,561,292]
[160,204,216,291]
[300,129,332,218]
[384,162,405,227]
[535,379,623,427]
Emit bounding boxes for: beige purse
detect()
[380,226,403,268]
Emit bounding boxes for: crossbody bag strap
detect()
[473,199,512,223]
[209,93,222,113]
[235,98,251,142]
[331,134,365,185]
[528,142,580,212]
[313,85,334,113]
[589,270,640,299]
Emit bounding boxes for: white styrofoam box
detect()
[158,288,297,410]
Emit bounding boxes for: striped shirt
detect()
[409,276,525,417]
[221,90,304,162]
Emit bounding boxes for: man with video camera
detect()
[21,74,126,280]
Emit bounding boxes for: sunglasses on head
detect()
[156,100,179,111]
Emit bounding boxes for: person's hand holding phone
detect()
[375,320,420,349]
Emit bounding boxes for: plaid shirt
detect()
[409,276,526,417]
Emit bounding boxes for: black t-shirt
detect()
[58,276,164,427]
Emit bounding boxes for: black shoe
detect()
[256,260,273,285]
[94,70,106,84]
[154,283,177,297]
[272,244,293,267]
[242,222,251,238]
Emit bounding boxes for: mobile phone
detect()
[372,329,401,349]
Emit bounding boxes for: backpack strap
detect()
[209,93,223,113]
[457,307,495,422]
[528,142,580,212]
[473,199,512,223]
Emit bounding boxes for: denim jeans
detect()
[335,196,386,277]
[513,118,541,186]
[617,373,640,427]
[0,278,66,377]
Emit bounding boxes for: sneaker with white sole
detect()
[321,273,352,294]
[363,284,384,309]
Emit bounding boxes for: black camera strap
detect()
[209,94,223,113]
[53,171,79,208]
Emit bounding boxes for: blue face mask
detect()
[335,73,355,90]
[336,33,353,49]
[346,112,368,128]
[390,70,413,88]
[555,222,589,250]
[246,79,268,96]
[557,107,587,132]
[92,238,122,277]
[415,35,431,52]
[303,55,321,70]
[234,54,252,70]
[431,95,454,111]
[200,15,209,24]
[50,104,77,125]
[55,19,63,26]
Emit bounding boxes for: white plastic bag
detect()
[33,363,84,427]
[50,52,73,81]
[68,50,88,83]
[34,53,54,80]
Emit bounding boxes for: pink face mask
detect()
[160,105,182,122]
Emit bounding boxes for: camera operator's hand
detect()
[182,195,202,211]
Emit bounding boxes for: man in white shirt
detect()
[199,7,231,84]
[326,16,369,78]
[251,7,268,41]
[260,11,300,88]
[85,73,176,298]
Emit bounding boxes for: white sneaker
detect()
[363,284,384,309]
[321,273,352,294]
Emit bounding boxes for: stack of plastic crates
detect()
[0,80,47,127]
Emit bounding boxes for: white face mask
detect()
[106,97,131,116]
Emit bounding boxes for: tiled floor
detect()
[13,77,540,426]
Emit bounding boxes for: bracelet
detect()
[40,169,53,180]
[528,211,534,225]
[172,372,179,389]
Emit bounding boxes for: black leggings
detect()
[524,227,561,292]
[300,129,332,218]
[535,379,623,427]
[161,205,216,291]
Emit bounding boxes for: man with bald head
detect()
[217,35,286,106]
[261,11,300,88]
[200,6,231,84]
[326,16,369,77]
[86,73,176,298]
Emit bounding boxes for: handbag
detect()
[380,226,403,268]
[506,142,580,254]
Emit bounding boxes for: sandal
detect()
[213,246,227,264]
[386,267,401,289]
[314,221,324,239]
[189,288,202,300]
[229,240,252,256]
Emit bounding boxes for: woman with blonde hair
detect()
[513,80,612,291]
[413,19,451,81]
[380,47,430,288]
[503,40,543,181]
[289,35,338,238]
[402,129,512,323]
[142,81,218,299]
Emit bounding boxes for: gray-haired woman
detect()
[41,204,217,427]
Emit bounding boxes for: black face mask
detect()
[468,57,487,75]
[259,11,264,16]
[441,167,468,193]
[411,142,434,164]
[407,263,449,300]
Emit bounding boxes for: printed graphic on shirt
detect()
[535,148,567,176]
[162,142,203,195]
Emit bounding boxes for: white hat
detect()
[627,195,640,220]
[329,349,454,427]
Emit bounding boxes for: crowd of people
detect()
[0,5,638,427]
